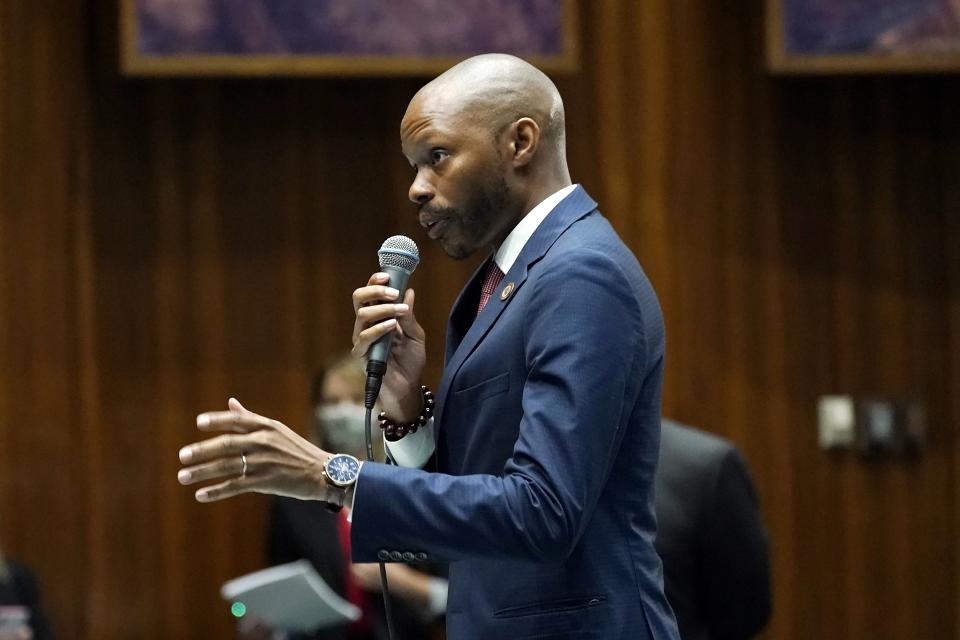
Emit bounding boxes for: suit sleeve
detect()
[701,449,772,640]
[350,249,648,562]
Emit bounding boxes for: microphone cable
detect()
[364,405,397,640]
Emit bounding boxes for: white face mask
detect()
[314,402,368,453]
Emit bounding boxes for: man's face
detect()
[400,95,514,260]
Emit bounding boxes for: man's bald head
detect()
[400,54,572,260]
[409,54,567,167]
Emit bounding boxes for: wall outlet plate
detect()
[818,395,855,450]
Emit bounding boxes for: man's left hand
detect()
[178,397,332,503]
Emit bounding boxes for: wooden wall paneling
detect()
[867,83,910,637]
[88,72,161,638]
[777,83,844,626]
[750,79,795,640]
[828,81,866,640]
[191,85,244,637]
[1,0,958,638]
[671,0,733,431]
[0,41,8,622]
[720,9,790,636]
[626,0,674,360]
[590,0,633,240]
[299,84,344,383]
[714,0,754,456]
[944,80,960,640]
[912,84,954,638]
[575,1,956,638]
[68,2,105,637]
[0,0,14,544]
[886,80,951,640]
[728,7,805,638]
[276,88,309,425]
[150,83,192,640]
[853,85,895,636]
[0,2,95,638]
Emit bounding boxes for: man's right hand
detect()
[352,272,426,422]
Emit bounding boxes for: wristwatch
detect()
[321,453,361,512]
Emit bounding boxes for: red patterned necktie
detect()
[477,260,505,315]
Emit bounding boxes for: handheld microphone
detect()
[360,235,419,640]
[364,235,420,409]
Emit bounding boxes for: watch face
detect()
[325,454,360,487]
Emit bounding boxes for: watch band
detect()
[321,465,347,513]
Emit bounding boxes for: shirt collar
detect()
[493,184,578,273]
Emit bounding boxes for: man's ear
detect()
[510,117,541,168]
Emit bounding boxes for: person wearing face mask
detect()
[237,354,447,640]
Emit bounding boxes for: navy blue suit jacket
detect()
[351,187,679,640]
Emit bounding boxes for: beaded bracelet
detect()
[378,385,434,442]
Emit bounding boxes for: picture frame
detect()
[767,0,960,74]
[120,0,579,77]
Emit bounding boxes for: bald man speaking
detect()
[179,54,680,640]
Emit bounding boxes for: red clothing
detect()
[336,513,372,636]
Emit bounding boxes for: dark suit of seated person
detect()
[654,420,772,640]
[0,554,54,640]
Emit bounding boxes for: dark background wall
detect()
[0,1,957,638]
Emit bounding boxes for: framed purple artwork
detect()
[121,0,579,76]
[767,0,960,73]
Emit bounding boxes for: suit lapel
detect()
[435,186,598,429]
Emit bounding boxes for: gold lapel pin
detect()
[500,282,515,301]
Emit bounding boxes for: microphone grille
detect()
[378,235,420,272]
